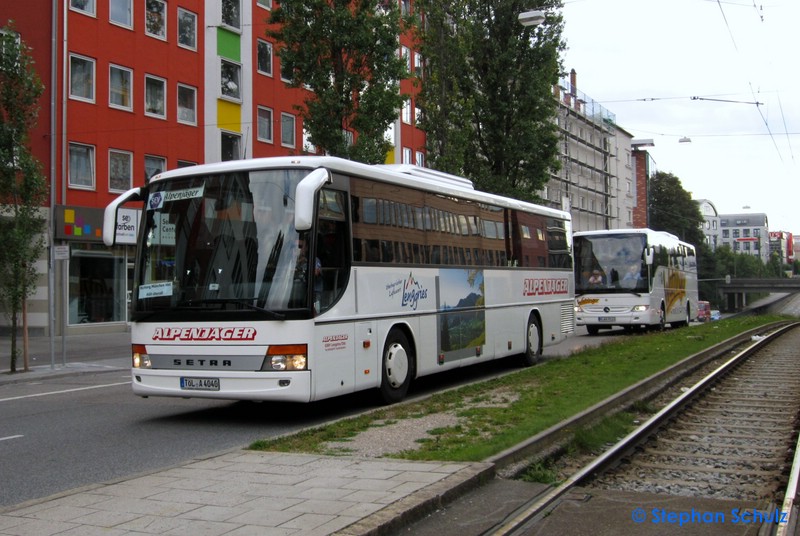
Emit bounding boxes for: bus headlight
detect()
[263,344,308,371]
[132,344,151,369]
[632,305,648,312]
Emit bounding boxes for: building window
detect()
[222,0,241,30]
[177,84,196,124]
[257,0,272,9]
[145,0,166,39]
[109,150,132,192]
[401,0,410,15]
[722,229,729,238]
[177,160,196,168]
[416,151,425,168]
[402,147,412,164]
[257,106,273,142]
[109,65,132,110]
[110,0,132,27]
[144,75,166,118]
[280,52,293,82]
[220,59,241,100]
[70,0,96,16]
[281,113,295,148]
[402,100,411,124]
[414,52,423,78]
[732,229,740,238]
[221,132,242,161]
[177,8,197,50]
[69,54,95,102]
[144,155,166,182]
[401,46,411,72]
[302,129,316,153]
[257,39,273,76]
[69,143,95,189]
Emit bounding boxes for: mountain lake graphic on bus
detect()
[438,269,486,363]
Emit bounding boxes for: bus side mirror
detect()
[103,187,143,246]
[645,247,655,265]
[295,168,333,231]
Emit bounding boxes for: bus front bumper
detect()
[576,308,661,327]
[131,369,313,402]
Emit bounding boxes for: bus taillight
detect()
[264,344,308,371]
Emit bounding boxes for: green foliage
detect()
[0,24,48,372]
[415,0,564,203]
[647,171,705,246]
[266,0,409,164]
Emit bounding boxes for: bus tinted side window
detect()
[349,175,567,269]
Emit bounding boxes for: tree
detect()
[415,0,564,202]
[647,171,705,247]
[266,0,409,164]
[0,25,48,373]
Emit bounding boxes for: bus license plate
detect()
[180,377,220,391]
[598,316,615,322]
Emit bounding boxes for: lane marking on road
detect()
[0,382,131,403]
[0,435,24,442]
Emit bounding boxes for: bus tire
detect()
[520,315,542,367]
[379,330,414,404]
[586,325,599,336]
[657,303,666,331]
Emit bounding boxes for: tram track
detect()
[490,321,800,535]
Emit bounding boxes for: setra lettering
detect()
[173,359,232,367]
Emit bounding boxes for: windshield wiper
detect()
[177,298,286,319]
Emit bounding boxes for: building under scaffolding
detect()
[540,70,640,233]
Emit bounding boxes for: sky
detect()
[559,0,799,232]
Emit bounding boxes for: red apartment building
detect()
[2,0,425,336]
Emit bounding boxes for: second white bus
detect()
[104,156,574,404]
[573,228,698,334]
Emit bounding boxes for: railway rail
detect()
[491,322,800,536]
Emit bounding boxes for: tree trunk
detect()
[9,312,18,373]
[22,299,30,372]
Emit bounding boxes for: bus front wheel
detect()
[379,330,414,404]
[520,315,542,367]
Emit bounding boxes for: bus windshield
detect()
[574,233,648,293]
[135,168,313,319]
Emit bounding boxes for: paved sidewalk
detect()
[0,450,492,536]
[0,331,131,380]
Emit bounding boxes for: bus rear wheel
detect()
[379,330,414,404]
[520,315,542,367]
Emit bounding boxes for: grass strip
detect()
[250,315,786,462]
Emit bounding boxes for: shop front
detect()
[55,205,139,331]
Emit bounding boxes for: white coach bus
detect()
[573,228,699,334]
[104,156,574,403]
